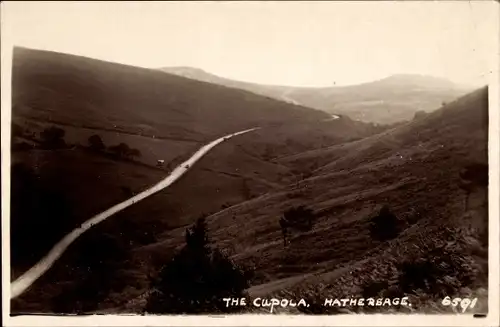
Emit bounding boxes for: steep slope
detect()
[127,86,487,313]
[158,66,289,101]
[13,47,329,142]
[160,67,472,124]
[10,47,330,278]
[10,48,387,312]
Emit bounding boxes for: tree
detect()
[283,205,314,231]
[40,126,66,149]
[280,205,315,246]
[145,216,251,314]
[88,134,105,151]
[108,143,141,159]
[369,205,402,241]
[108,143,131,159]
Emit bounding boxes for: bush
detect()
[40,126,66,149]
[145,216,251,314]
[396,244,480,298]
[369,205,402,241]
[283,205,315,232]
[108,143,141,160]
[88,134,105,151]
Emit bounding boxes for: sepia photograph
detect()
[1,1,499,326]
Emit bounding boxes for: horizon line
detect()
[12,45,479,89]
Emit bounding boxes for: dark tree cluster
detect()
[282,205,315,232]
[87,134,142,161]
[40,126,67,149]
[369,205,403,241]
[108,142,141,160]
[88,134,105,152]
[145,216,252,314]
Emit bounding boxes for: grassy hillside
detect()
[161,67,471,124]
[10,48,387,312]
[134,86,486,313]
[12,85,487,313]
[284,75,473,124]
[13,47,330,140]
[10,120,384,312]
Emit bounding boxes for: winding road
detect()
[10,127,260,299]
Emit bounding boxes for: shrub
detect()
[88,134,105,151]
[396,244,480,298]
[40,126,66,149]
[145,216,251,314]
[369,205,402,241]
[282,205,315,232]
[108,143,131,158]
[108,143,141,160]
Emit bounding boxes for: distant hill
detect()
[160,67,473,124]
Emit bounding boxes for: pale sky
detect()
[2,1,499,87]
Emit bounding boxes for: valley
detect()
[9,47,488,315]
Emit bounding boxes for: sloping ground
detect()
[13,47,329,142]
[10,49,391,313]
[9,135,322,313]
[160,67,471,124]
[10,148,167,278]
[280,86,488,175]
[281,74,471,124]
[11,84,487,313]
[193,87,488,312]
[86,86,488,314]
[14,117,200,167]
